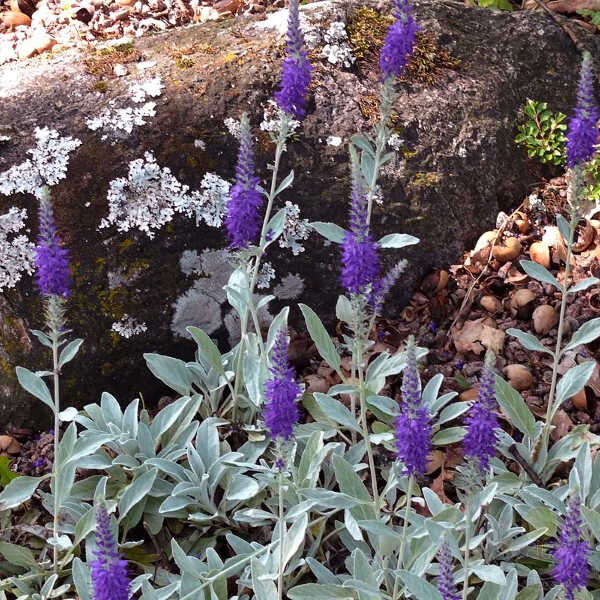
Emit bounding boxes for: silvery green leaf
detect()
[314,393,361,433]
[332,455,376,520]
[556,213,570,241]
[344,509,363,541]
[554,361,596,416]
[297,431,324,488]
[423,374,443,407]
[360,151,375,183]
[299,304,342,377]
[0,542,38,568]
[522,507,557,537]
[520,260,561,290]
[582,506,600,540]
[299,489,368,509]
[351,134,375,157]
[310,222,347,244]
[47,534,72,551]
[306,558,341,584]
[274,170,294,196]
[437,402,470,426]
[506,328,553,356]
[281,513,308,570]
[563,317,600,352]
[472,565,506,586]
[264,208,287,248]
[196,420,220,468]
[31,329,52,348]
[357,520,403,543]
[288,584,354,600]
[256,296,275,311]
[423,488,445,516]
[568,277,599,294]
[74,506,97,545]
[516,586,542,600]
[16,366,54,412]
[65,433,114,466]
[226,474,259,501]
[58,338,83,369]
[144,353,193,396]
[329,384,359,395]
[187,327,224,374]
[251,558,278,600]
[367,395,399,417]
[234,508,275,524]
[575,442,592,501]
[335,295,354,324]
[0,475,45,510]
[225,267,250,315]
[58,407,78,422]
[397,571,443,600]
[378,233,420,249]
[119,469,157,522]
[267,306,290,352]
[101,391,123,427]
[40,574,58,600]
[495,376,537,440]
[151,396,190,440]
[432,427,465,445]
[498,528,547,555]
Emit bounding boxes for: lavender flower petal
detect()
[264,329,301,440]
[379,0,418,80]
[552,495,590,600]
[567,52,600,168]
[462,353,498,472]
[226,114,263,248]
[275,0,313,119]
[394,338,432,476]
[35,188,70,298]
[438,543,460,600]
[90,505,131,600]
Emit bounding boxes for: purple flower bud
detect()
[462,354,498,472]
[373,261,406,314]
[394,338,432,476]
[35,189,71,298]
[567,52,599,168]
[437,543,460,600]
[341,171,381,297]
[90,504,131,600]
[275,0,313,119]
[264,329,301,440]
[226,114,263,249]
[379,0,418,80]
[552,495,590,600]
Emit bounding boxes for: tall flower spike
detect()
[264,329,301,440]
[35,186,71,298]
[225,113,263,249]
[379,0,418,81]
[394,337,432,476]
[552,495,590,600]
[437,543,460,600]
[275,0,312,119]
[567,52,600,168]
[373,260,407,315]
[462,352,498,472]
[90,504,131,600]
[341,155,381,297]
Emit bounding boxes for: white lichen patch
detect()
[0,207,35,292]
[129,77,164,103]
[111,315,148,338]
[175,172,230,228]
[257,262,275,289]
[194,139,206,150]
[0,128,81,199]
[224,117,241,140]
[321,21,355,68]
[171,289,222,338]
[260,100,300,135]
[326,136,343,147]
[274,273,305,300]
[86,101,157,135]
[388,133,404,151]
[279,201,311,255]
[179,249,203,276]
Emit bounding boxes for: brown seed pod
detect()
[510,288,536,319]
[492,237,522,263]
[533,304,559,334]
[503,364,533,391]
[573,220,595,253]
[529,241,551,269]
[480,295,502,313]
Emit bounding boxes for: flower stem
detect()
[51,321,60,574]
[278,471,285,600]
[462,501,472,600]
[392,475,414,600]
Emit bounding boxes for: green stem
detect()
[278,471,285,600]
[538,205,577,457]
[51,329,60,574]
[391,475,414,600]
[462,502,472,600]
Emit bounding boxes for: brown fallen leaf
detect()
[451,317,505,355]
[0,435,21,456]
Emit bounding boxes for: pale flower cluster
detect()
[0,207,36,292]
[111,315,148,339]
[0,127,81,199]
[100,152,229,238]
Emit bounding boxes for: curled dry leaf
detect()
[451,317,505,355]
[0,435,20,456]
[573,220,595,253]
[543,226,568,264]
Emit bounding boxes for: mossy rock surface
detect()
[0,0,594,427]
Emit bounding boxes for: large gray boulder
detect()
[0,0,593,427]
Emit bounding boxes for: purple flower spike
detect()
[35,190,71,298]
[437,543,460,600]
[394,337,432,477]
[552,496,590,600]
[379,0,418,80]
[341,172,381,297]
[462,353,498,472]
[567,52,599,168]
[90,504,131,600]
[226,113,263,249]
[264,329,301,440]
[275,0,312,119]
[373,261,406,314]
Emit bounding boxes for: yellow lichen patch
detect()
[347,7,393,62]
[411,171,441,187]
[94,80,109,93]
[84,42,142,78]
[176,56,195,69]
[402,33,460,86]
[358,93,379,125]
